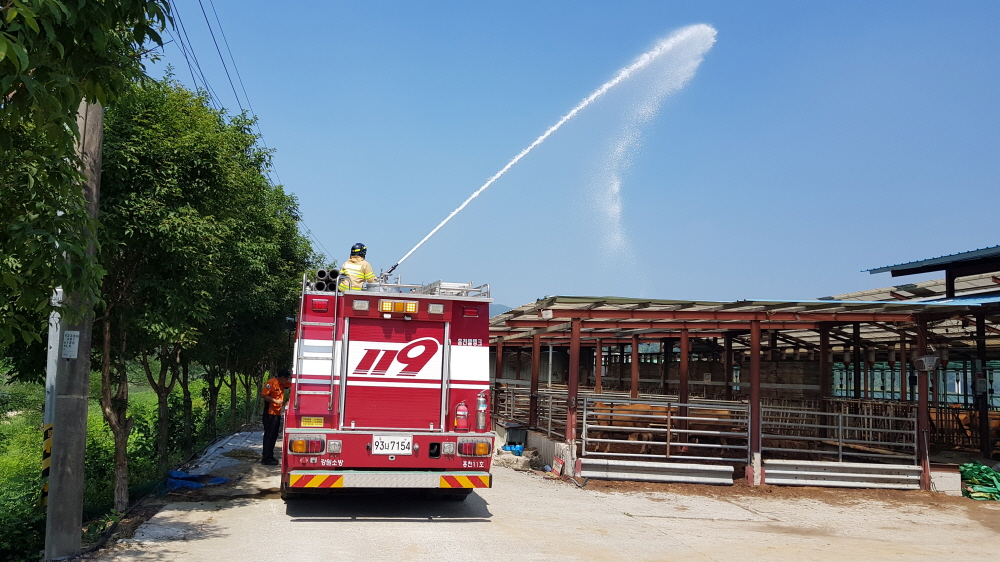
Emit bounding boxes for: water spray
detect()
[385,24,717,277]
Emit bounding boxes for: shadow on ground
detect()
[285,489,493,523]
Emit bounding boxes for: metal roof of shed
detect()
[489,295,991,350]
[866,245,1000,275]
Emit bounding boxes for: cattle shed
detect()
[489,265,1000,489]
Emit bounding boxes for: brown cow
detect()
[589,402,743,456]
[589,402,664,454]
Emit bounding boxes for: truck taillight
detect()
[457,438,491,457]
[288,435,325,455]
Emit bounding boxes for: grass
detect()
[0,364,261,561]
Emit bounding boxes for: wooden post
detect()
[494,340,504,386]
[529,334,540,428]
[724,334,734,401]
[976,311,991,457]
[566,319,581,444]
[916,317,931,491]
[749,321,762,485]
[659,338,667,394]
[630,335,640,399]
[679,330,690,441]
[819,324,831,398]
[594,339,603,395]
[679,331,690,404]
[853,323,862,399]
[899,329,908,402]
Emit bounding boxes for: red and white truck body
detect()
[282,278,494,496]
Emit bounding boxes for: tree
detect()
[0,0,169,349]
[97,76,315,507]
[99,77,230,501]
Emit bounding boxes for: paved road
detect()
[94,438,1000,561]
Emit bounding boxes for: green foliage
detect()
[100,75,316,356]
[83,509,121,545]
[1,317,47,384]
[0,366,264,560]
[0,472,45,562]
[0,379,45,561]
[0,0,170,351]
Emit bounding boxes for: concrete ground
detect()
[92,433,1000,562]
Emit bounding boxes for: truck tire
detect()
[280,481,297,501]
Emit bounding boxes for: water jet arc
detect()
[385,24,716,277]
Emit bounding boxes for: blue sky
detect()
[151,1,1000,308]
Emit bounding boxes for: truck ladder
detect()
[293,321,338,409]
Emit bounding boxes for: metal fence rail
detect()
[762,459,921,489]
[493,386,531,425]
[762,405,917,464]
[536,390,570,440]
[581,397,749,464]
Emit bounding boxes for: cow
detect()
[588,402,744,456]
[588,402,664,454]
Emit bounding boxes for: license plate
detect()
[300,417,324,427]
[371,435,412,455]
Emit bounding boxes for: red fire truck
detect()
[280,274,495,500]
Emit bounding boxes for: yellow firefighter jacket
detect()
[339,256,376,290]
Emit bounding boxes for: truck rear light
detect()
[428,303,444,314]
[311,299,329,312]
[442,442,456,456]
[352,300,370,311]
[457,438,491,457]
[327,440,342,454]
[288,435,325,455]
[463,306,479,317]
[379,299,418,313]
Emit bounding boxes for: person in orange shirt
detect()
[261,369,291,465]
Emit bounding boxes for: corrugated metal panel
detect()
[580,459,734,485]
[762,460,921,490]
[866,245,1000,274]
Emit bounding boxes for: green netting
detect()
[959,462,1000,501]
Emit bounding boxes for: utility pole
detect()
[976,312,991,458]
[44,101,103,561]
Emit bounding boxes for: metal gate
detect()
[761,405,917,464]
[581,397,749,463]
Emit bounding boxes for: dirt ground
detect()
[84,436,1000,562]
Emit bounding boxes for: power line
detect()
[195,0,245,114]
[300,220,333,261]
[174,0,329,258]
[202,0,284,187]
[195,1,326,261]
[167,0,222,109]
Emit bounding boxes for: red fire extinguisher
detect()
[454,401,469,432]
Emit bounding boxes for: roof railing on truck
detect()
[304,276,490,299]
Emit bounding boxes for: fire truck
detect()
[280,272,495,500]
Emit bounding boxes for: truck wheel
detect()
[280,481,296,501]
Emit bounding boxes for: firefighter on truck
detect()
[339,242,376,290]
